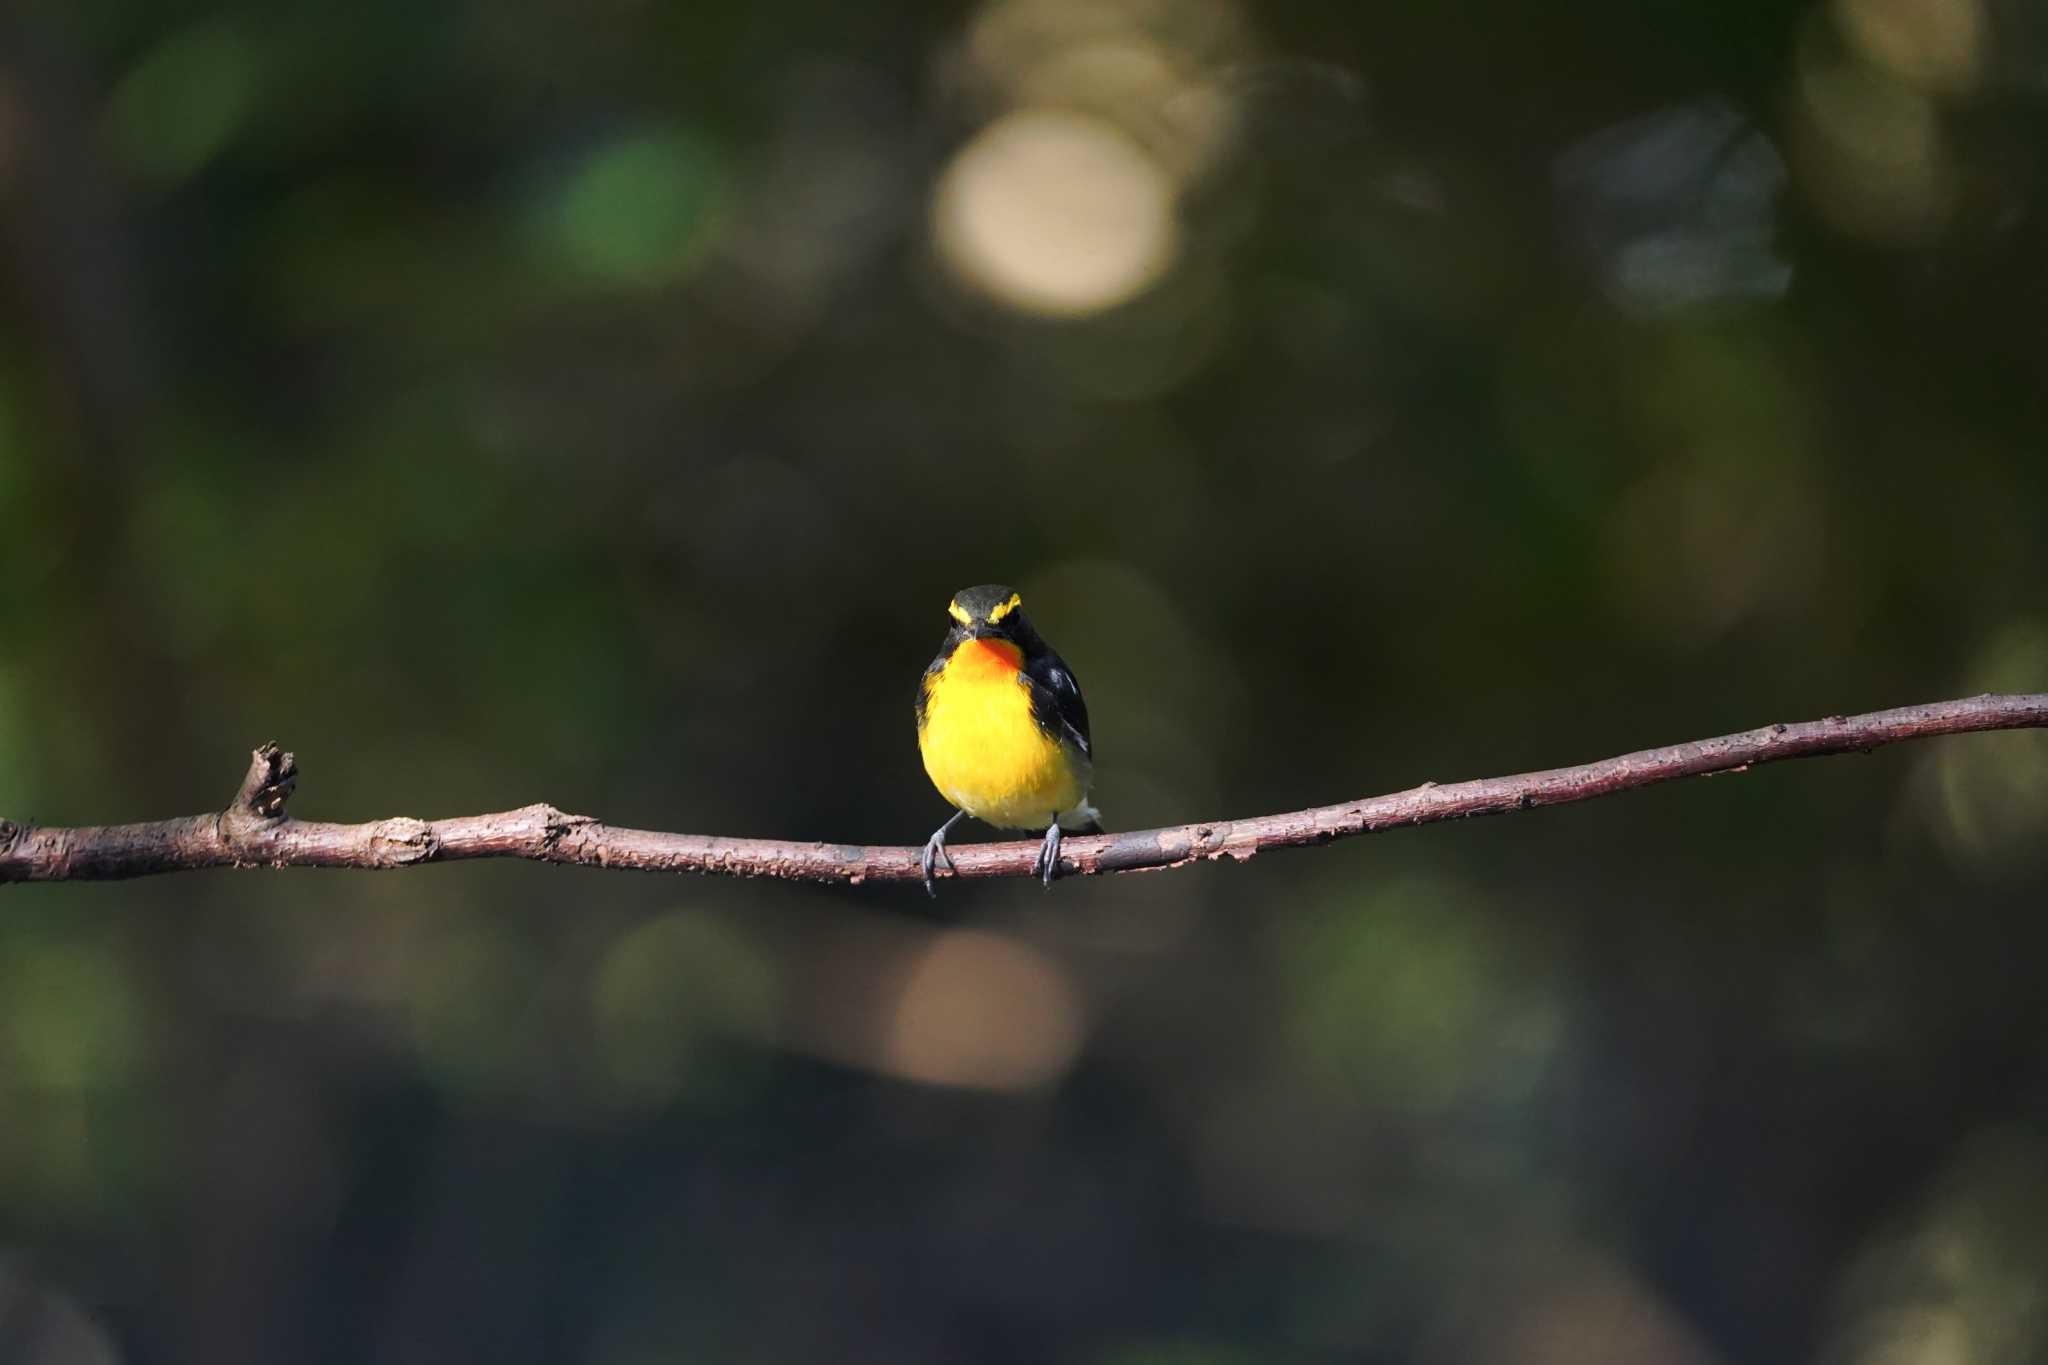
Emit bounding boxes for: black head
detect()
[945,584,1032,641]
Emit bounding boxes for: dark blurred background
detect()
[3,0,2047,1360]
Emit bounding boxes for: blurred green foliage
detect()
[3,0,2047,1359]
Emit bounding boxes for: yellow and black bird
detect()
[915,584,1100,894]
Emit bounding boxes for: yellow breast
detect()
[919,639,1086,830]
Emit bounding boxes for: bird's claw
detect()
[1034,821,1063,888]
[921,827,958,897]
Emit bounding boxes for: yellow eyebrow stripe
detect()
[948,600,973,624]
[987,593,1022,623]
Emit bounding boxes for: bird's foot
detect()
[1034,821,1064,888]
[921,813,964,897]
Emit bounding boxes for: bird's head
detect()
[946,584,1030,642]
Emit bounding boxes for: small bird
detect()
[915,584,1100,895]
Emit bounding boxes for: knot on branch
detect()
[368,818,438,866]
[522,804,594,855]
[0,819,19,855]
[220,743,297,844]
[233,743,297,817]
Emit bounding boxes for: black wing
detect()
[1024,648,1092,759]
[914,646,950,732]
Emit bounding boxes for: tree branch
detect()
[3,694,2044,887]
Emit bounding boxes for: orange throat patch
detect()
[949,637,1024,681]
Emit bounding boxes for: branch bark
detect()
[3,693,2043,887]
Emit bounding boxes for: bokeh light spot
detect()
[1792,38,1954,243]
[1825,1128,2048,1364]
[591,911,779,1108]
[1280,875,1553,1112]
[883,929,1084,1091]
[0,939,144,1093]
[1833,0,1983,93]
[1925,620,2048,869]
[105,21,259,183]
[932,108,1179,317]
[551,128,730,286]
[1554,100,1792,316]
[408,923,550,1097]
